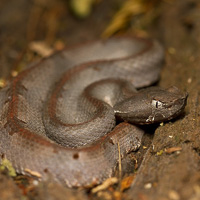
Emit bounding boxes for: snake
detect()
[0,36,188,187]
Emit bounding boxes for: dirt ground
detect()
[0,0,200,200]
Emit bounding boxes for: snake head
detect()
[114,86,188,124]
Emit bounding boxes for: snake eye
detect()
[152,99,163,109]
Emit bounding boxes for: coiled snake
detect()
[0,36,187,187]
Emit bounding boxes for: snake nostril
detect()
[73,153,79,159]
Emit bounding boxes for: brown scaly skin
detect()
[0,36,187,187]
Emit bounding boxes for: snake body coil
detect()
[0,37,187,187]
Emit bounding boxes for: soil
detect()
[0,0,200,200]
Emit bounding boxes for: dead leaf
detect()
[24,168,42,178]
[120,175,135,191]
[91,177,118,193]
[165,147,182,154]
[29,41,54,57]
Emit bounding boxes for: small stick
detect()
[118,142,122,182]
[117,142,122,200]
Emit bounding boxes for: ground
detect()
[0,0,200,199]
